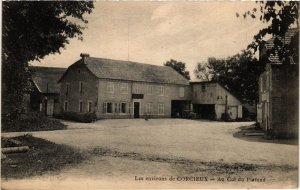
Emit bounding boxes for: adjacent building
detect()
[191,81,243,120]
[257,28,299,138]
[30,66,66,116]
[58,54,192,119]
[257,64,298,138]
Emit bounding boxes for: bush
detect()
[2,111,66,132]
[56,112,97,123]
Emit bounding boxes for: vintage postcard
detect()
[1,1,299,189]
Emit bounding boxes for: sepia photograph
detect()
[1,1,299,189]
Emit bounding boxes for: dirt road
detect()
[2,119,298,189]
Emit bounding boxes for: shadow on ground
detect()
[1,135,87,179]
[233,125,298,145]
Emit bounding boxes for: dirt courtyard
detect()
[2,119,298,189]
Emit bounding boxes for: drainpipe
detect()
[44,96,48,116]
[45,83,49,116]
[131,82,133,118]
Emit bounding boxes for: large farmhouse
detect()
[58,54,192,119]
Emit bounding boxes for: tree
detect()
[164,59,191,80]
[2,2,94,120]
[194,50,265,103]
[194,63,211,81]
[238,1,299,64]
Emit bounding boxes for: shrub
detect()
[56,112,97,123]
[2,111,66,132]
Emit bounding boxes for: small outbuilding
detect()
[190,81,243,120]
[30,66,66,116]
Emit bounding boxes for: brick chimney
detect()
[80,53,90,62]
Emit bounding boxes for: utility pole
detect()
[127,17,130,61]
[225,94,228,114]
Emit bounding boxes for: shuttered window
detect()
[146,103,153,114]
[158,103,164,115]
[64,101,68,111]
[158,86,165,96]
[79,101,83,112]
[87,101,92,113]
[66,84,70,95]
[103,102,113,113]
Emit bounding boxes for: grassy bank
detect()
[2,135,87,179]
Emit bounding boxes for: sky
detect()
[31,1,266,79]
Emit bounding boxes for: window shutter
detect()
[103,102,107,113]
[115,103,119,113]
[128,103,131,114]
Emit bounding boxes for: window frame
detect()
[158,103,165,115]
[120,83,129,94]
[79,100,83,112]
[87,101,92,113]
[146,102,153,114]
[64,101,68,111]
[79,81,83,93]
[158,86,165,96]
[147,85,154,95]
[107,82,115,94]
[120,102,127,114]
[66,83,70,95]
[134,86,140,94]
[103,102,113,114]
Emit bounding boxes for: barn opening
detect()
[193,104,215,119]
[171,100,190,118]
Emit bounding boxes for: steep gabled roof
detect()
[31,66,66,93]
[264,28,298,64]
[59,56,190,85]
